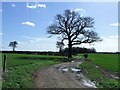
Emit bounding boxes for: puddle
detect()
[62,68,69,72]
[56,63,97,88]
[60,67,81,73]
[71,67,81,73]
[82,79,97,88]
[77,73,97,88]
[110,75,119,80]
[95,66,99,68]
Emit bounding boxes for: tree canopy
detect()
[8,41,18,51]
[47,9,102,58]
[56,41,64,55]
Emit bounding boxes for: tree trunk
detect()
[59,48,62,56]
[13,47,15,51]
[68,43,72,58]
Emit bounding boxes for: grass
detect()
[2,53,65,68]
[1,53,65,88]
[1,53,119,88]
[79,61,104,81]
[0,53,2,89]
[78,53,119,88]
[79,61,120,88]
[2,61,60,88]
[78,53,119,72]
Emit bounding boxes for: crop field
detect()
[2,53,65,68]
[78,53,119,72]
[1,53,65,88]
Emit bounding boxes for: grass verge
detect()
[2,60,60,88]
[79,61,120,88]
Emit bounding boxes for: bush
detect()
[83,54,88,58]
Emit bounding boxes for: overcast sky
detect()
[1,2,119,52]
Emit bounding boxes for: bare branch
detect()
[47,9,102,58]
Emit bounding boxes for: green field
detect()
[78,53,119,72]
[1,53,119,88]
[1,53,65,88]
[2,53,65,68]
[79,61,120,88]
[78,53,119,88]
[89,54,118,72]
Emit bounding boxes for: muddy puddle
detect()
[62,67,69,72]
[110,74,119,80]
[57,63,97,88]
[71,67,81,73]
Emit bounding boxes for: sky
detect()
[0,2,119,52]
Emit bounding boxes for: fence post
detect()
[3,55,7,72]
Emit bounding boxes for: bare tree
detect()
[56,41,64,55]
[47,9,102,58]
[8,41,18,51]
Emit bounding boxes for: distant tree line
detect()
[3,47,96,55]
[1,51,60,56]
[60,47,96,55]
[1,51,119,56]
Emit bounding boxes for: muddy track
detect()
[33,61,94,88]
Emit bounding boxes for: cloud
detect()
[74,8,84,12]
[29,38,41,43]
[74,8,86,17]
[26,3,46,9]
[26,3,36,9]
[37,4,46,8]
[2,35,118,52]
[22,36,42,43]
[22,21,35,27]
[15,36,57,51]
[0,33,3,36]
[11,4,16,7]
[0,10,2,12]
[94,36,118,52]
[110,23,120,26]
[87,35,118,52]
[109,35,118,39]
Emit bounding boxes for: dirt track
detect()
[33,61,93,88]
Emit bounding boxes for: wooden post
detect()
[3,55,7,72]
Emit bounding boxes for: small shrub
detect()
[83,54,88,58]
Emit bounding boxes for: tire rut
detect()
[33,61,89,88]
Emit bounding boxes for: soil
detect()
[33,60,91,88]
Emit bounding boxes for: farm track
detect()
[33,60,89,88]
